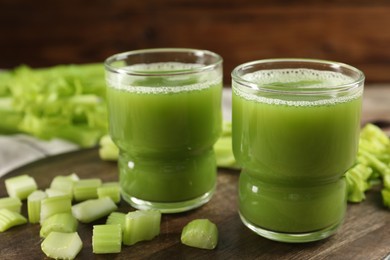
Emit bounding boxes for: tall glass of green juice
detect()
[104,49,223,213]
[231,59,364,242]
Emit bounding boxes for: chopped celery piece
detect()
[106,212,126,229]
[181,219,218,250]
[382,189,390,208]
[27,190,47,223]
[345,164,373,202]
[73,178,102,201]
[45,188,72,198]
[41,195,72,223]
[72,197,117,223]
[123,210,161,246]
[0,197,22,213]
[0,208,27,232]
[40,213,78,238]
[41,232,83,260]
[98,135,119,161]
[97,182,121,203]
[50,174,79,199]
[92,224,122,254]
[5,174,38,200]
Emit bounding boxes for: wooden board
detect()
[0,148,389,259]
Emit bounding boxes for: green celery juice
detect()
[106,63,222,203]
[233,68,362,233]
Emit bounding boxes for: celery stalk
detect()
[0,208,27,232]
[0,197,22,213]
[5,174,38,200]
[40,213,78,238]
[181,219,218,250]
[27,190,47,223]
[106,212,126,229]
[97,182,121,203]
[49,174,79,199]
[72,197,117,223]
[98,135,119,161]
[123,210,161,246]
[92,224,122,254]
[40,196,72,223]
[41,232,83,260]
[73,178,102,201]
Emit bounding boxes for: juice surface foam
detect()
[234,69,362,106]
[107,62,221,94]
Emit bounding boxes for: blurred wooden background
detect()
[1,0,390,84]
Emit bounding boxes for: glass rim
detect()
[231,58,365,95]
[104,48,223,77]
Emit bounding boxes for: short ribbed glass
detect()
[105,48,223,213]
[231,59,364,242]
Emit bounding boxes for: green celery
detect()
[27,190,47,223]
[40,195,72,223]
[97,182,121,203]
[40,213,78,238]
[49,173,79,199]
[0,208,27,232]
[41,231,83,260]
[181,219,218,250]
[0,197,22,213]
[98,135,119,161]
[5,174,38,200]
[72,197,117,223]
[123,210,161,246]
[382,189,390,208]
[92,224,122,254]
[106,212,126,229]
[73,178,102,201]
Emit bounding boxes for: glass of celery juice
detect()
[104,49,223,213]
[232,59,364,242]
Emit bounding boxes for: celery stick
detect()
[72,197,117,223]
[40,195,72,223]
[0,197,22,213]
[382,189,390,208]
[73,178,102,201]
[123,210,161,246]
[41,232,83,260]
[97,182,121,203]
[45,188,71,199]
[27,190,47,223]
[181,219,218,250]
[40,213,78,238]
[50,174,79,199]
[92,224,122,254]
[5,174,38,200]
[106,212,126,229]
[99,135,119,161]
[0,208,27,232]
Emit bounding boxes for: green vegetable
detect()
[72,197,117,223]
[92,224,122,254]
[98,135,119,161]
[40,213,78,238]
[5,174,38,200]
[123,210,161,246]
[73,178,102,201]
[106,212,126,231]
[27,190,47,223]
[0,208,27,232]
[0,197,22,213]
[40,195,72,223]
[49,173,79,199]
[41,232,83,260]
[181,219,218,250]
[0,64,108,147]
[97,182,121,203]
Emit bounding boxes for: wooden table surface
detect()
[0,85,389,259]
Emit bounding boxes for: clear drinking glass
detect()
[231,59,364,242]
[105,48,223,213]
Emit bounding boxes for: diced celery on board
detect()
[181,219,218,250]
[41,232,83,260]
[40,195,72,223]
[97,182,121,203]
[0,208,27,232]
[106,212,126,230]
[72,197,117,223]
[0,197,22,213]
[73,178,102,201]
[27,190,47,223]
[123,210,161,246]
[92,224,122,254]
[5,174,38,200]
[40,213,78,238]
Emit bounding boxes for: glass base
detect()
[122,184,216,213]
[239,211,342,243]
